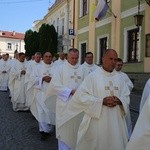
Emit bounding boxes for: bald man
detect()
[56,49,130,150]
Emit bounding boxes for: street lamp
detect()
[145,0,150,5]
[134,0,144,27]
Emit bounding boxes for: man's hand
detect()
[42,76,52,83]
[103,96,122,107]
[21,70,26,75]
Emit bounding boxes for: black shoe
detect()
[40,131,49,140]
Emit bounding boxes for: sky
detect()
[0,0,55,33]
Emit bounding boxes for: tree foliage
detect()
[24,23,58,57]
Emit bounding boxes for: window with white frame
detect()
[80,42,86,64]
[57,18,59,34]
[62,18,65,35]
[7,43,12,50]
[127,28,140,62]
[98,37,108,65]
[79,0,88,17]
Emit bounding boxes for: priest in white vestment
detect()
[139,78,150,112]
[8,52,19,98]
[56,49,129,150]
[25,52,42,107]
[81,52,99,77]
[126,94,150,150]
[115,58,134,138]
[53,52,66,67]
[9,53,28,111]
[0,54,11,91]
[30,52,56,140]
[50,48,84,150]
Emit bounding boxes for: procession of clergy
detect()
[0,48,150,150]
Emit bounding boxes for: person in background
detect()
[115,58,134,137]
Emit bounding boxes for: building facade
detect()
[33,0,150,74]
[33,0,74,53]
[0,31,25,58]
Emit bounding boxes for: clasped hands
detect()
[42,76,52,83]
[2,71,7,73]
[21,70,26,75]
[103,96,122,107]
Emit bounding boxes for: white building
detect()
[0,30,25,58]
[33,0,74,52]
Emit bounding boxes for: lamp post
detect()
[145,0,150,5]
[134,0,144,27]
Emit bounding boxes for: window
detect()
[99,37,107,64]
[7,43,12,50]
[80,43,86,64]
[145,34,150,57]
[127,28,139,62]
[80,0,88,17]
[62,18,65,35]
[57,18,59,34]
[83,0,88,16]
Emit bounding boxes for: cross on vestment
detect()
[70,72,81,83]
[105,81,119,96]
[43,70,51,76]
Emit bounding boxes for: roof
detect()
[0,31,25,40]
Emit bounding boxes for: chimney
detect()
[12,31,15,36]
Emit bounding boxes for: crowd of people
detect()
[0,48,149,150]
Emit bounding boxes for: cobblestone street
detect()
[0,91,58,150]
[0,91,141,150]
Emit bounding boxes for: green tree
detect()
[49,25,58,55]
[24,30,39,58]
[39,23,58,55]
[24,23,58,57]
[24,29,33,57]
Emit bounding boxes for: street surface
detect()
[0,91,141,150]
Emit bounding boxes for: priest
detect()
[50,48,84,150]
[126,94,150,150]
[57,49,130,150]
[25,52,42,107]
[115,58,134,137]
[53,52,66,66]
[139,78,150,112]
[81,52,99,78]
[9,52,28,111]
[30,52,56,140]
[0,54,11,91]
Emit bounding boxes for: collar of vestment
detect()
[83,62,94,67]
[58,58,66,62]
[42,61,53,68]
[101,67,116,77]
[33,60,41,65]
[65,61,79,69]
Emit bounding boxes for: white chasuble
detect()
[25,60,41,107]
[0,60,11,91]
[81,62,99,78]
[117,70,134,138]
[139,78,150,112]
[126,94,150,150]
[50,61,84,143]
[30,61,56,125]
[57,67,130,150]
[9,60,28,111]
